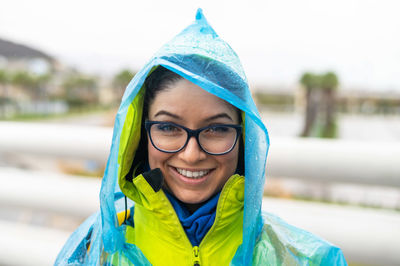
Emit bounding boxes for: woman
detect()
[56,9,347,265]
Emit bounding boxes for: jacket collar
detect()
[121,171,244,246]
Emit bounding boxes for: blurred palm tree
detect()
[112,69,135,102]
[0,69,8,84]
[62,74,99,109]
[11,71,52,101]
[300,71,339,138]
[0,69,10,106]
[36,73,51,98]
[0,70,10,117]
[300,72,320,137]
[11,71,37,99]
[0,69,9,95]
[320,72,339,138]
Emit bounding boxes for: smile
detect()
[175,168,211,179]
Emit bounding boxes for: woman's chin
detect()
[162,181,211,204]
[172,190,211,205]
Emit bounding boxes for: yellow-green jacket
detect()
[109,173,244,265]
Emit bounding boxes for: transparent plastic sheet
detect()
[253,212,348,266]
[56,8,346,265]
[55,212,99,265]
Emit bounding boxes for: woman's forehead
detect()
[148,79,238,122]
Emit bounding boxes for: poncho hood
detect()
[111,9,269,264]
[57,9,270,265]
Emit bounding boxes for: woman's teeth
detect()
[176,168,210,179]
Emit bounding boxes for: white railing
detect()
[0,122,112,161]
[0,167,100,217]
[1,122,400,186]
[267,137,400,186]
[0,220,70,266]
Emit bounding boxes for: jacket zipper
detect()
[192,246,200,266]
[195,175,241,265]
[161,192,200,264]
[160,175,241,265]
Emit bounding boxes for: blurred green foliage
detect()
[254,92,295,112]
[61,74,99,109]
[0,67,139,120]
[112,69,135,102]
[300,71,339,138]
[0,69,9,83]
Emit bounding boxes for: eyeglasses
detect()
[145,121,242,155]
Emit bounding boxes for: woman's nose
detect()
[177,137,207,163]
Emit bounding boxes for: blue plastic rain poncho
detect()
[56,9,347,265]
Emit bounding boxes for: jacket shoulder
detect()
[252,211,347,266]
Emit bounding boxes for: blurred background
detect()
[0,0,399,265]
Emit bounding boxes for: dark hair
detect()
[143,66,183,119]
[127,66,183,178]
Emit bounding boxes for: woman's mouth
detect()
[175,167,211,179]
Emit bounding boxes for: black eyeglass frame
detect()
[144,120,242,155]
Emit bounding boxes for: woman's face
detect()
[147,78,240,204]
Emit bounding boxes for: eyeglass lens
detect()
[149,123,238,154]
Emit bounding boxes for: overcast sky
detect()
[1,0,399,92]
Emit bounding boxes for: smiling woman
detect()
[145,70,241,208]
[55,9,347,266]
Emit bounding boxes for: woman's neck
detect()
[183,202,203,214]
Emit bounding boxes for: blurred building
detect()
[0,37,119,116]
[0,37,67,116]
[0,37,56,74]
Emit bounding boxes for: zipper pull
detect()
[193,246,200,266]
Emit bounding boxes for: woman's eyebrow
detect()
[154,110,181,120]
[205,113,233,122]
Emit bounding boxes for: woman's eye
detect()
[205,126,230,134]
[151,123,185,138]
[155,124,181,134]
[212,126,229,132]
